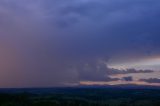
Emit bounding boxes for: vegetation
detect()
[0,88,160,106]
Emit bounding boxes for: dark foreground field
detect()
[0,87,160,106]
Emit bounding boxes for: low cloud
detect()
[74,59,154,82]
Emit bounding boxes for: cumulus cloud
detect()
[0,0,159,87]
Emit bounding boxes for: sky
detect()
[0,0,160,88]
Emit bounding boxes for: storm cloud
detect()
[0,0,160,87]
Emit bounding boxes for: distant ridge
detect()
[78,84,160,89]
[0,84,160,94]
[0,84,160,89]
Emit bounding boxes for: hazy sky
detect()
[0,0,160,88]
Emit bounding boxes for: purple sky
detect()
[0,0,160,88]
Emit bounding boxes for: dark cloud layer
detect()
[105,68,154,75]
[122,76,133,81]
[140,78,160,83]
[0,0,160,87]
